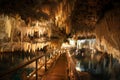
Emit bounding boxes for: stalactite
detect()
[66,23,70,34]
[31,44,36,52]
[48,27,51,38]
[10,18,15,43]
[5,16,12,38]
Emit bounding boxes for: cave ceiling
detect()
[0,0,119,40]
[0,0,120,60]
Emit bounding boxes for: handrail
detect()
[0,52,61,80]
[0,54,45,79]
[28,63,45,79]
[66,52,80,80]
[28,53,60,79]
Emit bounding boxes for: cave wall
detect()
[0,15,16,41]
[0,16,50,52]
[95,8,120,61]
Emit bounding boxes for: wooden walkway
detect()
[42,53,68,80]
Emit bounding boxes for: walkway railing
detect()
[0,51,61,80]
[66,52,80,80]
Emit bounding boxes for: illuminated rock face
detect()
[0,0,120,61]
[95,8,120,60]
[0,15,50,52]
[0,15,12,40]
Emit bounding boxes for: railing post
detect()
[21,70,27,80]
[36,59,38,80]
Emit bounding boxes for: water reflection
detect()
[73,47,120,80]
[0,50,42,80]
